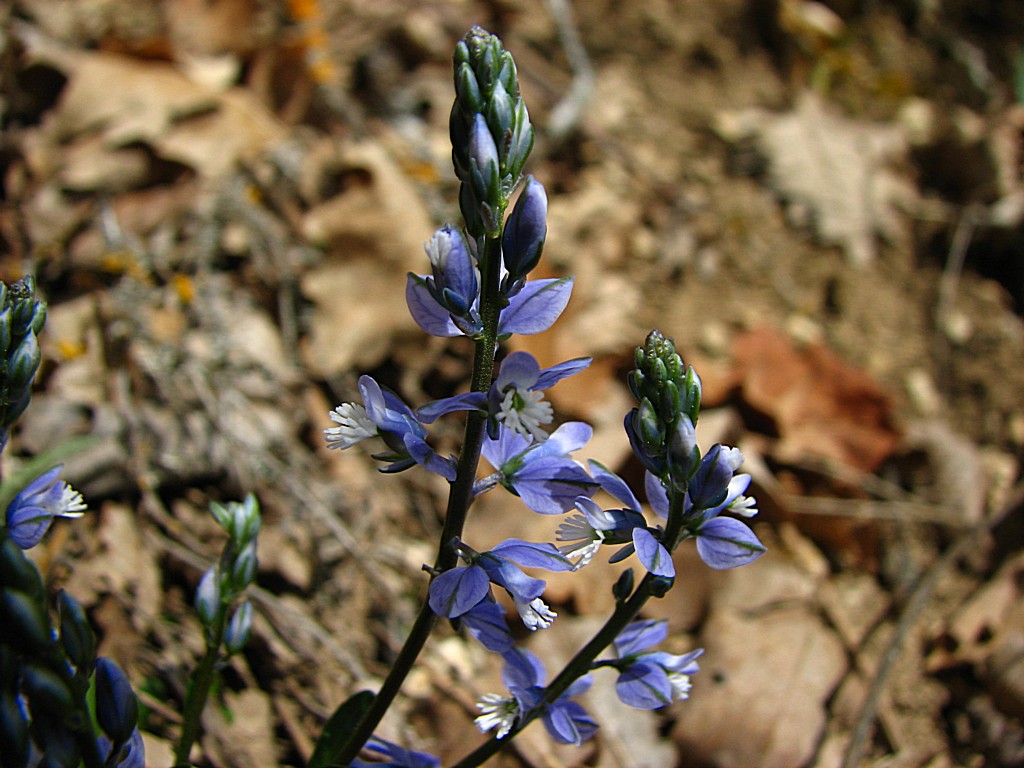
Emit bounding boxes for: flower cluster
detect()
[317,27,767,767]
[1,528,144,768]
[5,463,87,550]
[0,276,46,451]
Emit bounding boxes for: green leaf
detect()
[308,690,375,768]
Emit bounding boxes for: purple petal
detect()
[614,619,668,657]
[589,460,641,512]
[406,274,461,337]
[498,277,573,336]
[495,351,541,390]
[513,456,595,514]
[533,357,591,391]
[403,433,457,481]
[644,472,670,518]
[490,539,575,571]
[689,445,734,511]
[502,648,546,691]
[428,566,490,618]
[615,661,674,709]
[502,175,547,279]
[479,557,547,603]
[417,392,487,423]
[695,517,766,570]
[542,700,598,745]
[646,648,703,675]
[633,528,675,577]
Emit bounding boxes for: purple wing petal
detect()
[490,539,575,571]
[406,274,461,337]
[417,392,487,423]
[533,357,591,390]
[614,619,668,657]
[633,528,675,578]
[502,648,546,690]
[461,600,515,652]
[542,700,598,745]
[513,456,596,514]
[428,566,490,618]
[498,277,573,336]
[644,472,670,518]
[615,662,674,710]
[481,427,532,470]
[589,460,641,512]
[695,517,766,570]
[530,421,592,459]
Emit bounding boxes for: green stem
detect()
[332,232,505,766]
[174,616,227,766]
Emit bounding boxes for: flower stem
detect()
[174,616,227,766]
[333,233,505,765]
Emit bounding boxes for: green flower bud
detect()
[57,590,96,673]
[21,665,74,721]
[612,569,635,604]
[0,536,46,597]
[0,590,52,654]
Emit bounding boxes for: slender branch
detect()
[174,615,227,766]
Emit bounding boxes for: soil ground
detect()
[2,1,1023,766]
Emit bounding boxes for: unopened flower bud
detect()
[502,176,547,283]
[21,665,74,721]
[194,567,221,627]
[224,601,253,655]
[57,590,96,672]
[94,658,138,744]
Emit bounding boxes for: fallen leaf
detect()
[671,534,846,767]
[732,326,901,472]
[717,92,916,266]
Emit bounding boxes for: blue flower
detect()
[556,461,675,577]
[476,421,596,514]
[351,736,440,768]
[610,619,702,710]
[325,376,455,480]
[418,351,590,441]
[460,599,515,652]
[428,538,574,630]
[5,465,87,549]
[476,648,597,745]
[406,226,482,337]
[501,176,547,288]
[97,728,145,768]
[645,446,766,570]
[406,275,574,339]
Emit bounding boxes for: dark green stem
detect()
[332,233,505,766]
[174,616,227,766]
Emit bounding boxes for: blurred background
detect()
[1,0,1023,765]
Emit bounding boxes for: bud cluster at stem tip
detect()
[0,276,46,449]
[451,26,535,238]
[625,330,703,487]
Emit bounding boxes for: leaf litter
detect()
[4,0,1024,766]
